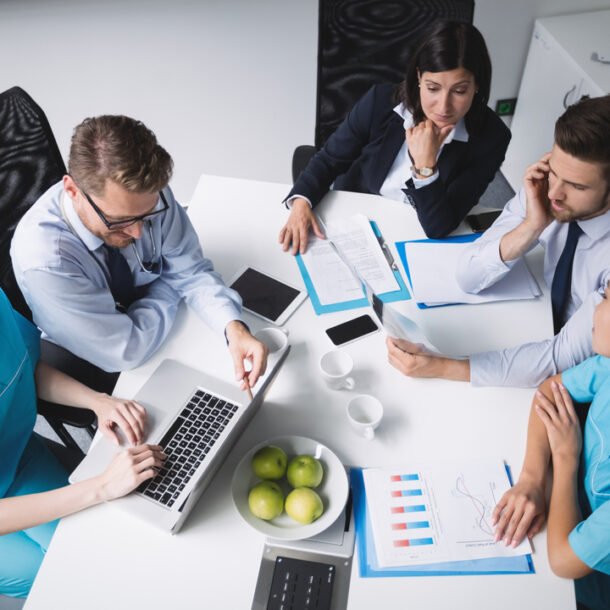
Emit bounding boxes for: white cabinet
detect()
[503,10,610,190]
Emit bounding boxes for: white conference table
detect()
[25,175,575,610]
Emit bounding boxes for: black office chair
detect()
[292,0,475,181]
[0,86,98,455]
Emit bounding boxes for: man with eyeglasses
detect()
[11,115,267,394]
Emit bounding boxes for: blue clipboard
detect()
[350,468,535,577]
[395,233,481,310]
[296,221,410,315]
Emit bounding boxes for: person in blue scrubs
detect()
[0,288,165,598]
[492,284,610,610]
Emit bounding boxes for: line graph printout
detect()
[362,461,532,568]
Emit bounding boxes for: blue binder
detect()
[395,233,481,310]
[296,221,410,315]
[350,468,535,577]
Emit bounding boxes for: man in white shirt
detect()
[386,94,610,387]
[11,115,267,391]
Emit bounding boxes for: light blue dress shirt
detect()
[455,188,610,387]
[11,182,242,372]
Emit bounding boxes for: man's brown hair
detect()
[68,115,173,195]
[555,95,610,185]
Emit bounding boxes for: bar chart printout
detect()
[362,461,532,569]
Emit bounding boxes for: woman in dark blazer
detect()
[279,21,511,252]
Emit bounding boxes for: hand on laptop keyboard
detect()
[90,394,148,446]
[98,445,166,501]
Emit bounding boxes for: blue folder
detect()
[395,233,481,310]
[350,468,535,577]
[296,221,410,315]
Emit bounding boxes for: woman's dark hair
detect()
[396,21,492,134]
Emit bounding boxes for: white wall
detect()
[1,0,608,202]
[0,0,317,202]
[475,0,610,117]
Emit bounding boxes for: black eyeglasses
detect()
[82,189,169,230]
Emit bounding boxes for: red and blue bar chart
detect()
[389,473,435,549]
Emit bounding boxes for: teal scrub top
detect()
[562,355,610,576]
[0,289,40,499]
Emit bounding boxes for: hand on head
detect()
[523,153,554,231]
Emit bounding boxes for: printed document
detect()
[404,241,541,306]
[301,214,399,306]
[362,461,531,568]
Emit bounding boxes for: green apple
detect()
[285,487,324,524]
[251,445,288,480]
[248,481,284,520]
[286,455,323,488]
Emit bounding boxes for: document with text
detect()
[300,214,399,307]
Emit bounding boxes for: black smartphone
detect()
[325,314,379,346]
[465,210,502,233]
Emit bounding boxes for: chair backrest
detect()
[314,0,474,148]
[0,87,66,319]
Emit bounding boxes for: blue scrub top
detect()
[0,289,40,499]
[562,355,610,576]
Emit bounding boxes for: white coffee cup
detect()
[319,350,355,390]
[346,394,383,440]
[254,327,289,354]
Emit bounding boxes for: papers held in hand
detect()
[370,294,441,355]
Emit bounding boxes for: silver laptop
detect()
[70,346,290,534]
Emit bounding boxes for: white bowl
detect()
[231,435,349,540]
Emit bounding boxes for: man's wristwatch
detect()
[411,165,436,178]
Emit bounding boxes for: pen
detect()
[376,234,398,271]
[315,213,329,237]
[243,375,254,402]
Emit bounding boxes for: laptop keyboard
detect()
[137,389,239,508]
[267,557,335,610]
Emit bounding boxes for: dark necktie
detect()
[551,222,583,334]
[104,245,135,312]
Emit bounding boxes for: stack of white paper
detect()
[404,241,541,306]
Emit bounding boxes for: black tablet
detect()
[229,267,306,325]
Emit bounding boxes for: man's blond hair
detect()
[68,115,173,195]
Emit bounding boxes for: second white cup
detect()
[346,394,383,440]
[319,350,355,390]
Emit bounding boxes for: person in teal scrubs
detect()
[492,284,610,610]
[0,288,165,598]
